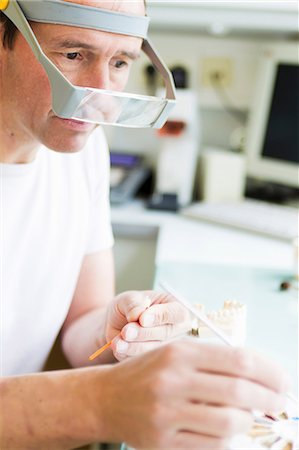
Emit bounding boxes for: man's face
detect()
[0,0,145,154]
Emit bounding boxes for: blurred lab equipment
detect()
[147,67,200,210]
[182,198,298,241]
[110,152,152,204]
[199,147,246,202]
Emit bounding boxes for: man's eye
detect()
[114,60,128,69]
[65,52,80,60]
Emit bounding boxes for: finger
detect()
[111,336,162,361]
[185,371,286,413]
[117,291,152,323]
[139,302,191,327]
[176,341,291,394]
[178,403,253,438]
[121,321,190,342]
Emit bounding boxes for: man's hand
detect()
[102,340,291,449]
[105,291,192,361]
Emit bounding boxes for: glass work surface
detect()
[155,262,298,392]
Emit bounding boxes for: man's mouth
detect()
[54,116,95,131]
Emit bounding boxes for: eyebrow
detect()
[49,39,141,60]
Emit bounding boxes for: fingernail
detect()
[125,326,138,340]
[117,340,128,353]
[142,314,155,327]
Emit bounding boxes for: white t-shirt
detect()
[1,128,114,376]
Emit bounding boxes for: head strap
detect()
[17,0,150,39]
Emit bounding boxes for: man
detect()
[0,1,290,449]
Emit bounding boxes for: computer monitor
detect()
[245,43,299,189]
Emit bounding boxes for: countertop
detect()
[111,200,295,271]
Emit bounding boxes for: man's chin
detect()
[46,135,94,153]
[44,118,97,153]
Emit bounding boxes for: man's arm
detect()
[0,366,112,450]
[61,248,116,366]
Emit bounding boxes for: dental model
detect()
[191,300,247,346]
[230,412,299,450]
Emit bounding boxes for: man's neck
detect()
[0,140,39,164]
[0,120,39,164]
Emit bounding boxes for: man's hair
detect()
[0,13,17,49]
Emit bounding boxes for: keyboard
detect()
[181,199,298,241]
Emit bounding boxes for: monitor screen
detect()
[245,44,299,189]
[262,64,299,165]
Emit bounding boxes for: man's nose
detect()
[77,65,110,90]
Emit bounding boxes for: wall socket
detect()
[201,57,233,88]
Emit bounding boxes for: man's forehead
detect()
[36,24,143,59]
